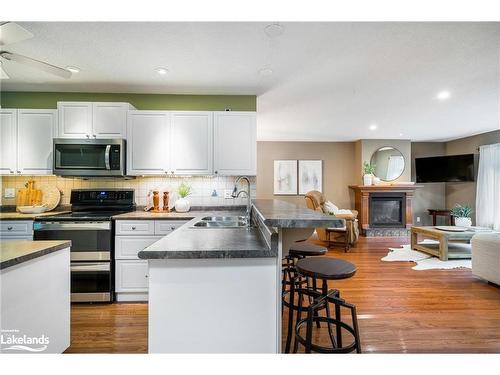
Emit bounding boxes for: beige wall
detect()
[360,139,412,182]
[445,129,500,222]
[411,142,447,226]
[256,141,357,209]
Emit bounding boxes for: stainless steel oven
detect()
[53,138,126,177]
[34,189,135,303]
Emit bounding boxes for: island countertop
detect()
[0,240,71,270]
[251,199,346,228]
[138,199,345,260]
[138,210,275,260]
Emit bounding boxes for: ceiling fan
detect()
[0,22,71,79]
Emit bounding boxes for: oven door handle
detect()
[105,145,111,170]
[34,222,111,230]
[71,263,110,272]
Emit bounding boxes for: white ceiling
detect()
[1,22,499,141]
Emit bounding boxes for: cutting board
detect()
[16,179,43,210]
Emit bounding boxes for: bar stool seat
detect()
[289,242,328,257]
[295,257,356,280]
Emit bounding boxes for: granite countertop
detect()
[0,211,71,220]
[113,211,198,220]
[138,199,345,260]
[138,211,275,259]
[251,199,346,228]
[0,240,71,270]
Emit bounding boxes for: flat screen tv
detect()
[415,154,475,183]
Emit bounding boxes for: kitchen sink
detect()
[191,215,250,228]
[200,216,246,222]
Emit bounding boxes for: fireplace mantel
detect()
[349,184,422,235]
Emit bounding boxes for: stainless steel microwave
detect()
[53,138,126,177]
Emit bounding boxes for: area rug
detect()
[382,241,472,271]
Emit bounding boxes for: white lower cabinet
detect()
[0,220,33,240]
[114,219,188,302]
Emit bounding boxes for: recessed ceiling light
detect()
[66,66,80,73]
[264,23,284,38]
[258,67,273,76]
[156,68,168,75]
[436,90,451,101]
[369,124,378,131]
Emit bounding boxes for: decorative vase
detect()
[363,174,373,186]
[455,217,472,227]
[174,197,190,212]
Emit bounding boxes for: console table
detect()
[428,209,455,226]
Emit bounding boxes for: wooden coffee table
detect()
[410,226,474,261]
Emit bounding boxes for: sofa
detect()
[304,190,359,251]
[471,232,500,285]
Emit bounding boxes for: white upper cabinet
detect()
[92,102,130,138]
[213,111,256,176]
[0,109,17,174]
[0,109,56,175]
[170,112,213,175]
[57,102,92,138]
[17,109,57,175]
[57,102,132,139]
[127,111,171,175]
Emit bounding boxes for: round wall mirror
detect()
[370,146,405,181]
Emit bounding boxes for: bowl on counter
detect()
[17,205,48,214]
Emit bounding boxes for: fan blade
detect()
[0,51,71,79]
[0,22,34,46]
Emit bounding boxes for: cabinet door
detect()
[17,109,57,175]
[214,112,256,176]
[126,111,170,175]
[57,102,92,138]
[171,112,213,175]
[92,102,129,138]
[0,109,17,174]
[115,236,159,259]
[115,260,149,292]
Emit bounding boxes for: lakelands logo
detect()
[0,329,49,352]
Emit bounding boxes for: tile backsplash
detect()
[0,176,256,208]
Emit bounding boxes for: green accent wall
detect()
[0,92,256,111]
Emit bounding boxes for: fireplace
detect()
[369,193,405,228]
[349,184,421,236]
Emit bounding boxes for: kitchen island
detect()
[0,240,71,353]
[138,199,344,353]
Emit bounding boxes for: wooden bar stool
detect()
[286,257,361,354]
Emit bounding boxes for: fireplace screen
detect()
[369,193,406,228]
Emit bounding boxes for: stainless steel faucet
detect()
[232,176,252,227]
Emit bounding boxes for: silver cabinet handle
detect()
[214,171,218,174]
[145,274,149,278]
[93,134,97,138]
[86,134,90,138]
[171,226,176,230]
[131,226,136,230]
[9,170,14,174]
[17,171,21,174]
[7,226,13,231]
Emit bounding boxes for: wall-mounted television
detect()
[415,154,475,183]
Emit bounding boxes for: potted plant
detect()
[174,181,192,212]
[451,204,472,227]
[363,162,376,186]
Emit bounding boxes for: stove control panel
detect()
[70,189,134,205]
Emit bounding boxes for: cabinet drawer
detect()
[154,220,189,235]
[115,220,155,235]
[0,221,33,237]
[115,260,149,292]
[115,236,159,259]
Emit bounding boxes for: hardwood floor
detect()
[67,236,500,354]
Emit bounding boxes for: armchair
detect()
[304,190,359,251]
